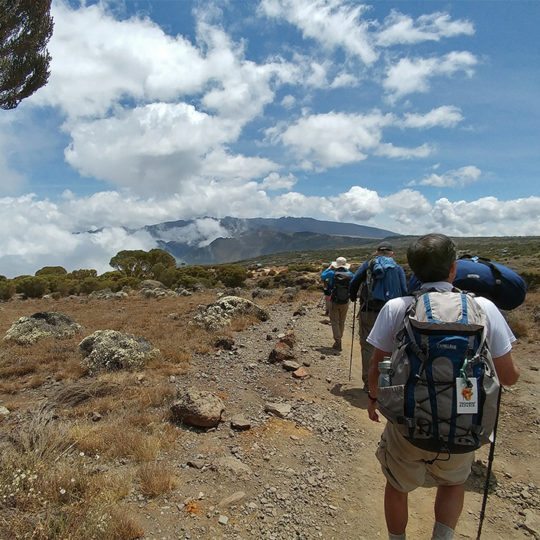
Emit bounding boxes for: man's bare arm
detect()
[493,351,519,386]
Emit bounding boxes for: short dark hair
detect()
[407,233,456,283]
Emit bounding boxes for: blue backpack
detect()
[377,290,500,454]
[454,256,527,311]
[408,256,527,311]
[367,256,405,305]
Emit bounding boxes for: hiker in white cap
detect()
[320,256,354,351]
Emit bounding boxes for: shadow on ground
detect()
[330,382,368,410]
[314,346,341,356]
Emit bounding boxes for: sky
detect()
[1,0,539,277]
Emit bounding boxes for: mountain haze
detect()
[141,217,398,264]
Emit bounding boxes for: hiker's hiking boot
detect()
[332,340,342,351]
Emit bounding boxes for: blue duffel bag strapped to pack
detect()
[454,255,527,311]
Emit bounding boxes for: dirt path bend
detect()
[136,292,538,540]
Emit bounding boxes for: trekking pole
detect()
[348,300,357,381]
[476,385,503,540]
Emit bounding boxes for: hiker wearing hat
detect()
[349,241,407,389]
[320,257,354,351]
[365,233,519,540]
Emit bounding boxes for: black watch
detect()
[367,393,377,403]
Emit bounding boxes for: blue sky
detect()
[0,0,539,276]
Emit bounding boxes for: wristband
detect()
[367,393,377,403]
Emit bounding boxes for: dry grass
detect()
[6,406,75,461]
[70,421,162,462]
[0,290,272,538]
[137,463,177,497]
[104,506,145,540]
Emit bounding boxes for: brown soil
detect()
[0,289,538,539]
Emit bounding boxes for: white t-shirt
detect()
[367,281,516,358]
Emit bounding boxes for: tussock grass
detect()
[137,463,177,497]
[104,506,145,540]
[71,421,162,462]
[6,406,74,461]
[54,379,121,407]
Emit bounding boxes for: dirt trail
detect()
[136,292,538,539]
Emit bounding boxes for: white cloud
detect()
[261,172,297,190]
[281,95,296,109]
[153,218,232,248]
[376,11,474,47]
[330,72,360,88]
[376,143,432,159]
[384,51,477,99]
[400,106,463,129]
[1,190,539,277]
[273,110,435,168]
[411,165,482,187]
[260,0,377,65]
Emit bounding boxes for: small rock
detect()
[187,459,205,470]
[218,491,246,507]
[91,412,102,422]
[0,406,10,416]
[282,360,301,371]
[293,367,309,379]
[265,402,291,418]
[230,415,251,431]
[218,515,229,526]
[522,509,540,538]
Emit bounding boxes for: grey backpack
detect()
[377,290,500,454]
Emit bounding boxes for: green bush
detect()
[0,280,16,301]
[69,269,97,279]
[215,265,247,288]
[15,276,48,298]
[35,266,67,276]
[79,277,103,294]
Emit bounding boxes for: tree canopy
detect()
[109,249,176,277]
[0,0,53,110]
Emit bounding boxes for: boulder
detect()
[140,288,177,299]
[89,289,128,300]
[4,312,82,345]
[193,296,269,331]
[170,388,224,428]
[139,279,165,290]
[268,341,295,363]
[79,330,159,374]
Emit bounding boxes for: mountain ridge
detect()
[141,216,398,264]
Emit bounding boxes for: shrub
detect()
[35,266,67,276]
[15,276,47,298]
[68,269,97,279]
[0,280,16,300]
[79,277,103,294]
[215,264,247,287]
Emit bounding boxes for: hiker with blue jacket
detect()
[366,233,520,540]
[349,241,407,390]
[321,257,354,352]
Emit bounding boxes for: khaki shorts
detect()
[376,423,474,493]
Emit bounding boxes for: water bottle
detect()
[378,357,392,387]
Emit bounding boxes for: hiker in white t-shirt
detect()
[365,233,519,540]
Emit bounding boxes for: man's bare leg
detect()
[385,481,408,535]
[431,484,465,539]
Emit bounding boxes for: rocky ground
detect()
[123,292,539,540]
[0,288,538,540]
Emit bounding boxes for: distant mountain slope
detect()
[145,216,395,239]
[160,230,378,264]
[141,216,398,264]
